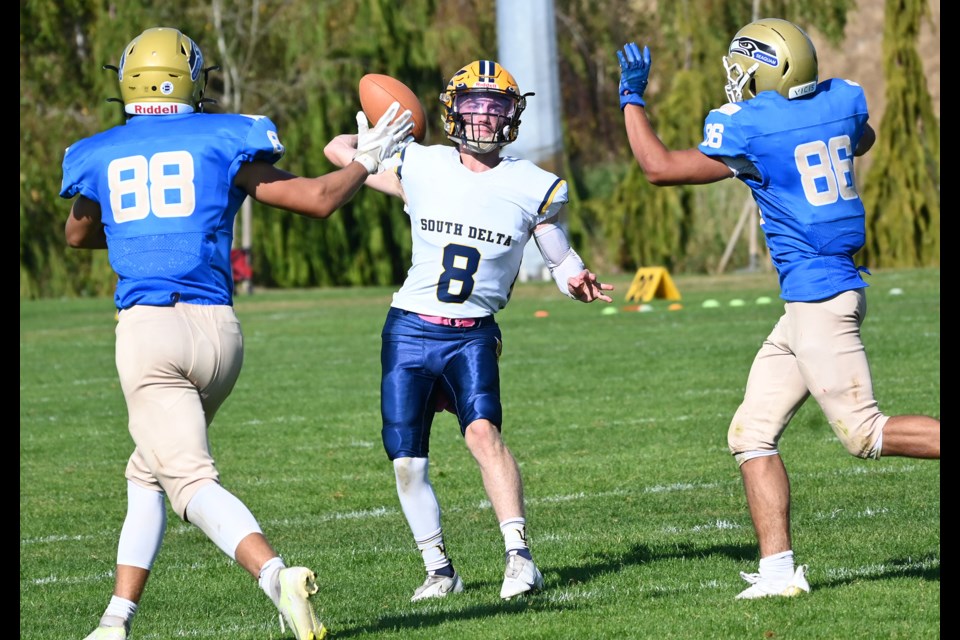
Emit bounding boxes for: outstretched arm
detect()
[235,160,370,219]
[324,133,405,199]
[533,221,613,303]
[623,105,733,185]
[618,43,734,186]
[239,102,413,217]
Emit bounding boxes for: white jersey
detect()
[391,143,567,317]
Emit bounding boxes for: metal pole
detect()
[497,0,563,282]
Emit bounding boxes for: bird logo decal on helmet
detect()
[723,18,818,103]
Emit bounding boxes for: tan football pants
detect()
[115,303,243,518]
[728,288,889,462]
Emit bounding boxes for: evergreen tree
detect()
[860,0,940,267]
[18,0,938,297]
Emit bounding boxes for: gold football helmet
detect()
[116,27,205,115]
[723,18,818,102]
[439,60,531,154]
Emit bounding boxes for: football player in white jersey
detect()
[62,27,411,640]
[326,60,613,601]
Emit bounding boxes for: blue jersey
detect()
[60,113,284,309]
[698,79,871,302]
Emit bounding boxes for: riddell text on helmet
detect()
[131,103,188,114]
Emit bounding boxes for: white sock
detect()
[500,517,529,554]
[758,550,796,584]
[258,556,286,606]
[101,595,137,629]
[414,527,451,573]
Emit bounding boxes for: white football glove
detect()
[353,102,415,174]
[380,134,415,173]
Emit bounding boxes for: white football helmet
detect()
[115,27,206,115]
[439,60,531,154]
[723,18,818,103]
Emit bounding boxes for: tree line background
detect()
[20,0,940,299]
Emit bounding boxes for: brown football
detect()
[359,73,427,143]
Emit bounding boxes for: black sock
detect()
[507,548,532,562]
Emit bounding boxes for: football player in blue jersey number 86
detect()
[61,27,412,640]
[325,60,614,602]
[617,18,939,599]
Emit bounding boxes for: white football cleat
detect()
[82,627,127,640]
[736,564,810,600]
[411,571,464,601]
[500,553,544,599]
[276,567,327,639]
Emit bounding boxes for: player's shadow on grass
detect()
[332,549,939,636]
[338,542,754,636]
[550,541,757,591]
[336,598,564,638]
[806,553,940,590]
[554,544,939,593]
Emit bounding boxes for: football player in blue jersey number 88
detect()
[61,27,412,640]
[617,19,939,599]
[324,60,614,602]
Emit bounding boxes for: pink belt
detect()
[418,314,480,328]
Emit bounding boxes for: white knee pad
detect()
[733,449,780,467]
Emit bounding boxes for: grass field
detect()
[20,268,940,639]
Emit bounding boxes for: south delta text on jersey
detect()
[418,219,516,247]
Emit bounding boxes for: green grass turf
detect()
[20,268,939,639]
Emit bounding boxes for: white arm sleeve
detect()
[534,224,585,298]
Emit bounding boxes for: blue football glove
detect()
[617,42,651,110]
